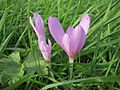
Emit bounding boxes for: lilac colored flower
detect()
[30,13,52,62]
[48,14,90,63]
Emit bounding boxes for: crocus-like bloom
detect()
[48,14,90,63]
[30,13,52,62]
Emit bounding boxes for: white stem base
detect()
[69,57,74,63]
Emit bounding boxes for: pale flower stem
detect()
[69,57,74,80]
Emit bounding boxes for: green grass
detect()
[0,0,120,89]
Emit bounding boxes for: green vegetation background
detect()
[0,0,120,89]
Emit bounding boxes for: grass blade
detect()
[41,76,120,90]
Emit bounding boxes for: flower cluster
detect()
[30,13,90,63]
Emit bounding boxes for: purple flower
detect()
[48,14,90,63]
[30,13,52,62]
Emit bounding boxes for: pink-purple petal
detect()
[79,14,90,35]
[69,26,80,57]
[66,27,74,36]
[34,13,45,37]
[38,36,45,43]
[30,17,40,37]
[74,25,86,55]
[48,39,52,47]
[66,25,86,58]
[48,16,65,48]
[38,39,51,61]
[62,34,70,55]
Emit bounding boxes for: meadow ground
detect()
[0,0,120,89]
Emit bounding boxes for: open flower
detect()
[48,14,90,63]
[30,13,52,62]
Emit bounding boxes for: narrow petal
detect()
[34,13,45,37]
[69,25,86,57]
[38,39,51,61]
[48,39,52,47]
[38,36,45,43]
[74,26,86,54]
[48,16,65,48]
[62,34,70,55]
[79,14,90,34]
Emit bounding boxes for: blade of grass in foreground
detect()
[41,76,120,90]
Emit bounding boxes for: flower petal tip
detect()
[84,14,90,21]
[79,14,91,34]
[34,12,39,17]
[48,39,52,47]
